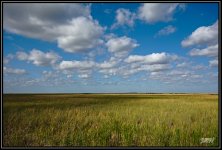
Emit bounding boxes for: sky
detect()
[2,3,219,93]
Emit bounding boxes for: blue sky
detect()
[3,3,219,93]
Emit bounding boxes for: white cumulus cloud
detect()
[97,57,119,69]
[189,44,218,57]
[155,25,176,37]
[16,49,61,66]
[125,52,177,64]
[111,8,136,29]
[58,60,95,70]
[119,52,178,77]
[3,54,14,65]
[138,3,182,24]
[3,3,91,41]
[16,51,29,60]
[140,64,171,72]
[78,74,90,79]
[3,4,105,53]
[57,17,104,53]
[181,20,218,47]
[4,67,27,75]
[106,36,139,57]
[209,59,218,67]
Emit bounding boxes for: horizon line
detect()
[2,92,219,94]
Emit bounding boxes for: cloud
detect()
[56,60,94,80]
[182,21,218,63]
[209,59,218,67]
[178,3,186,11]
[111,8,136,29]
[41,70,76,85]
[16,51,29,60]
[138,3,182,24]
[97,61,116,69]
[190,74,203,79]
[97,57,119,69]
[28,50,61,66]
[106,36,139,57]
[3,69,77,88]
[3,4,104,53]
[117,52,178,77]
[150,71,164,77]
[155,25,176,37]
[125,52,177,64]
[181,20,218,47]
[99,68,118,76]
[166,70,203,82]
[66,74,73,78]
[57,17,104,53]
[78,74,90,79]
[176,62,188,68]
[166,69,204,82]
[42,70,58,79]
[189,44,218,57]
[16,49,61,66]
[168,70,191,76]
[139,64,171,72]
[192,65,207,70]
[148,68,206,84]
[97,57,121,77]
[4,67,27,75]
[4,3,90,41]
[58,60,95,70]
[120,68,139,76]
[3,58,10,65]
[119,63,171,78]
[3,54,14,65]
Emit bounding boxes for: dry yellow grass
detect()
[3,94,218,147]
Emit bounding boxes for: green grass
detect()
[3,94,218,147]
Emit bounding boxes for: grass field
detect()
[3,94,218,147]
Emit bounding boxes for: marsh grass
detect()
[3,94,218,146]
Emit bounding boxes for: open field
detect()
[3,94,218,147]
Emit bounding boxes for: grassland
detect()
[3,94,218,147]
